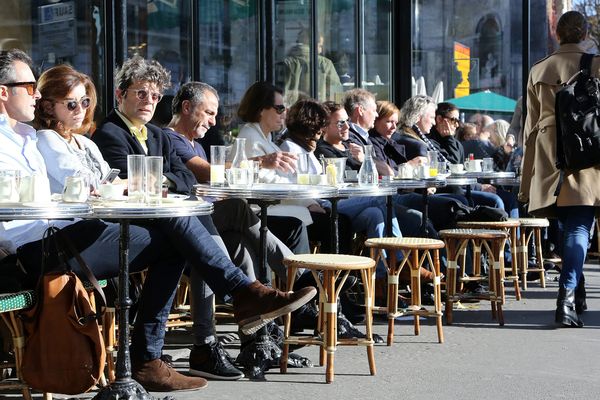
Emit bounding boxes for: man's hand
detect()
[348,143,364,163]
[254,152,298,173]
[408,156,428,166]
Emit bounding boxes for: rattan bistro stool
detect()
[281,254,376,383]
[517,218,550,290]
[456,219,521,301]
[364,237,445,346]
[439,229,508,326]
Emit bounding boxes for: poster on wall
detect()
[453,41,470,98]
[37,1,76,61]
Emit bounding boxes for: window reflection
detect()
[199,0,258,144]
[273,0,313,105]
[411,0,523,113]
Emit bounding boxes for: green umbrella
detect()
[446,90,517,113]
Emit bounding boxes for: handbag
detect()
[20,226,106,395]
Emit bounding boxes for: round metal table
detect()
[0,202,92,220]
[91,199,213,400]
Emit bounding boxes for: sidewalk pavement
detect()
[3,262,600,400]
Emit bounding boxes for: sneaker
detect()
[232,281,317,335]
[189,342,244,380]
[132,358,208,392]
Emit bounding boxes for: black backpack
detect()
[555,53,600,171]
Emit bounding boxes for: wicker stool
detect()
[456,220,521,301]
[0,290,36,400]
[281,254,376,383]
[517,218,550,290]
[439,229,508,326]
[364,237,445,346]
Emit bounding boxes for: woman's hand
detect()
[253,152,298,173]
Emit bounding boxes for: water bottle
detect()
[228,137,250,188]
[358,144,378,186]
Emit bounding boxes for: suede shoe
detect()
[189,341,244,380]
[132,358,208,392]
[232,281,317,335]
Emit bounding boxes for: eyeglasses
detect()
[2,81,37,96]
[58,97,92,111]
[444,116,461,125]
[335,119,349,129]
[272,104,286,114]
[126,88,163,103]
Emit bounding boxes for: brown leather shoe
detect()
[132,358,208,392]
[399,266,434,285]
[232,281,317,335]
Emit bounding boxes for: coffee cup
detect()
[98,183,125,200]
[464,159,482,172]
[449,163,464,174]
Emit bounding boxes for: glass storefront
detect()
[411,0,524,119]
[0,0,557,132]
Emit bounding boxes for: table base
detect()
[93,379,172,400]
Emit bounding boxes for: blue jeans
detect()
[557,206,595,289]
[338,196,402,278]
[17,216,252,361]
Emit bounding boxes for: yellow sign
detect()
[454,42,470,98]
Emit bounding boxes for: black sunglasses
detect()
[58,97,92,111]
[272,104,286,114]
[2,81,37,96]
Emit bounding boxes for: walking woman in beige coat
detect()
[520,11,600,327]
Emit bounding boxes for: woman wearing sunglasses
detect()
[34,64,110,192]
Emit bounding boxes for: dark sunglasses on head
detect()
[127,88,163,103]
[272,104,286,114]
[58,97,92,111]
[2,81,37,96]
[335,119,349,129]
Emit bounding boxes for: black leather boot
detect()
[555,286,583,327]
[575,274,587,314]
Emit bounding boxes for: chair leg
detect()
[535,228,546,288]
[325,270,336,384]
[510,227,521,300]
[386,250,398,346]
[410,249,421,336]
[433,249,444,344]
[361,268,376,376]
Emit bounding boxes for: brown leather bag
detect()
[20,227,106,395]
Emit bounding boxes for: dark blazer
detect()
[368,130,407,170]
[92,110,196,194]
[392,129,428,160]
[461,139,496,160]
[429,126,465,164]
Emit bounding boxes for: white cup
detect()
[465,159,482,172]
[398,163,414,179]
[63,176,89,203]
[449,163,464,174]
[98,183,125,200]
